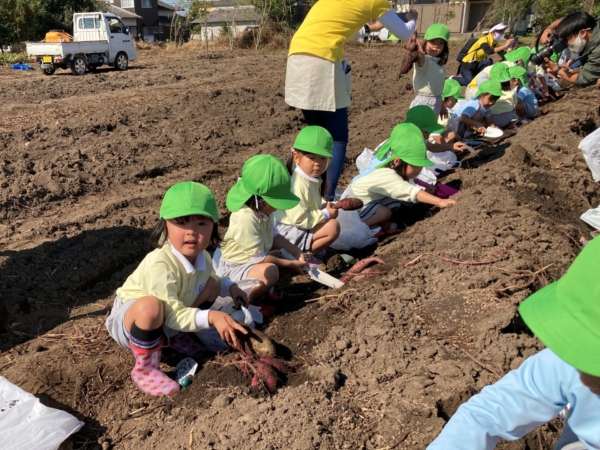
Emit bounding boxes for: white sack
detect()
[578,128,600,182]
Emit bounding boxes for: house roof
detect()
[210,0,251,8]
[190,6,259,24]
[158,0,179,10]
[107,4,142,19]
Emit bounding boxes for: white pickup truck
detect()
[27,12,137,76]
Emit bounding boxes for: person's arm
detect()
[415,190,456,207]
[460,113,486,133]
[540,19,562,45]
[426,141,466,153]
[268,234,308,274]
[427,349,570,450]
[377,10,416,42]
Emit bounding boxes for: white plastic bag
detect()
[330,209,378,251]
[578,127,600,182]
[417,151,461,185]
[0,377,84,450]
[355,147,374,171]
[581,205,600,230]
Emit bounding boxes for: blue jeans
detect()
[301,108,349,200]
[454,58,494,86]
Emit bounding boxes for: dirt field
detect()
[1,42,599,450]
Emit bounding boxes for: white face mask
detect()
[568,31,587,53]
[494,32,505,41]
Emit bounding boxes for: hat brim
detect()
[294,146,332,158]
[474,88,503,98]
[376,156,434,169]
[262,192,300,210]
[422,123,446,134]
[519,281,600,376]
[226,179,252,212]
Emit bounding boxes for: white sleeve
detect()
[377,11,415,41]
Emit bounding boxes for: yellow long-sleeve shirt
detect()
[116,245,230,332]
[273,167,326,230]
[349,168,422,204]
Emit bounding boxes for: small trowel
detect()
[277,249,344,289]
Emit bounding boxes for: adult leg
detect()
[322,108,349,200]
[454,63,473,86]
[476,58,494,74]
[302,107,349,199]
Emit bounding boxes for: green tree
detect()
[534,0,584,25]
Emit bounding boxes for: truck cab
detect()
[27,12,137,75]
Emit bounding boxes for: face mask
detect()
[494,32,505,41]
[568,32,587,53]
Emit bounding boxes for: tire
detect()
[115,52,128,71]
[70,56,87,75]
[42,67,55,76]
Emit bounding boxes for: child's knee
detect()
[262,263,279,284]
[133,296,163,321]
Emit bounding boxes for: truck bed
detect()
[27,41,110,57]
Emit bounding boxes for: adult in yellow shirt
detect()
[453,23,514,86]
[285,0,417,200]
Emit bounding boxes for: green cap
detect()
[474,79,503,98]
[293,126,333,157]
[226,155,300,212]
[490,63,511,82]
[505,46,531,65]
[405,105,445,134]
[376,123,434,169]
[508,65,527,85]
[442,78,464,100]
[160,181,219,222]
[519,237,600,376]
[425,23,450,42]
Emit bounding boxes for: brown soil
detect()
[1,42,599,450]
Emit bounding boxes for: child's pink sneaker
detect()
[129,339,180,396]
[168,332,206,358]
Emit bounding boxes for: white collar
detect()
[169,241,206,274]
[294,165,320,183]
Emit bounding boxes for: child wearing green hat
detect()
[437,78,466,144]
[105,181,249,396]
[453,80,502,137]
[486,63,525,128]
[509,65,538,121]
[428,236,600,449]
[464,60,515,100]
[409,23,451,116]
[405,105,467,153]
[216,155,308,308]
[340,123,456,231]
[274,126,340,259]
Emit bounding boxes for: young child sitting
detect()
[105,181,249,396]
[438,78,466,144]
[216,155,307,310]
[453,80,502,138]
[509,65,538,121]
[464,61,514,100]
[405,105,466,153]
[340,123,456,232]
[274,126,340,259]
[428,236,600,449]
[488,63,524,128]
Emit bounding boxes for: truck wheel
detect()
[115,52,128,71]
[71,56,87,75]
[42,68,55,76]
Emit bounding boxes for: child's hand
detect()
[476,125,487,134]
[229,283,249,309]
[438,199,457,208]
[489,124,500,129]
[452,142,467,152]
[326,201,339,219]
[208,310,247,348]
[440,104,449,119]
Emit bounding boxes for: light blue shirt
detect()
[517,87,538,108]
[427,349,600,450]
[453,99,491,119]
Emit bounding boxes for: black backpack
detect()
[456,37,480,62]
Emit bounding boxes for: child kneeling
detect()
[106,181,248,396]
[454,80,502,138]
[341,123,456,231]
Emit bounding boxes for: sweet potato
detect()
[332,197,364,211]
[234,326,277,358]
[341,257,386,283]
[252,359,278,392]
[260,356,289,375]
